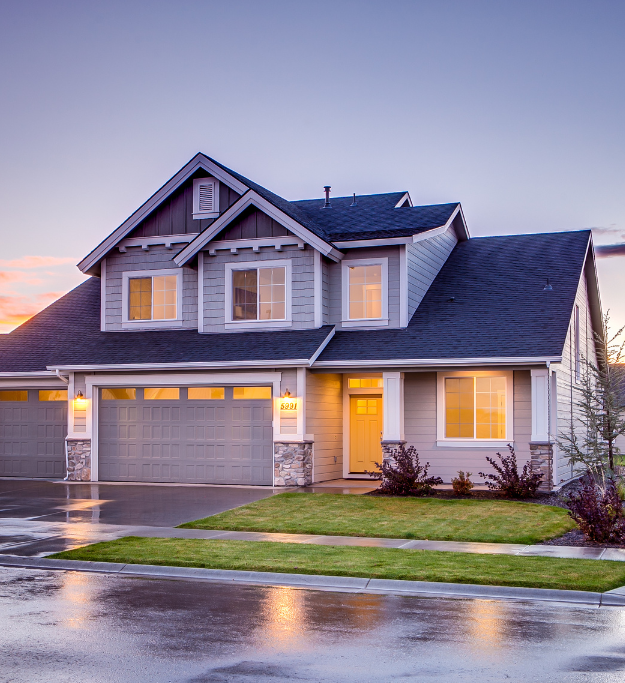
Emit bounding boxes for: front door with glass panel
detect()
[349,395,383,473]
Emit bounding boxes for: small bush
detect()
[366,444,443,496]
[479,444,543,499]
[452,471,474,496]
[565,474,625,543]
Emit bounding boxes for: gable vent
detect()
[198,183,214,212]
[192,177,219,218]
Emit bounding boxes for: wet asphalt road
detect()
[1,567,625,682]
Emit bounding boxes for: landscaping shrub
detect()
[565,474,625,543]
[479,444,543,499]
[451,471,474,496]
[366,444,443,496]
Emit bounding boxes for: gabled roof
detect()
[78,153,468,273]
[315,230,597,365]
[0,279,335,372]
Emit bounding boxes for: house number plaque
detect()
[280,400,297,411]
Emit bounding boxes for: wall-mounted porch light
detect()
[74,391,87,408]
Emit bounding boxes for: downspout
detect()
[55,370,71,480]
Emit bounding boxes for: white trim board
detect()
[78,153,248,275]
[313,357,561,368]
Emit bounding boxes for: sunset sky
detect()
[1,0,624,334]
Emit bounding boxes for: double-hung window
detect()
[226,260,291,327]
[437,371,513,445]
[342,258,388,326]
[122,269,182,326]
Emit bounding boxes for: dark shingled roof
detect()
[0,230,591,371]
[292,195,459,242]
[0,278,334,372]
[316,230,592,362]
[202,155,460,244]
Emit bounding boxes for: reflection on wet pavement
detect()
[1,566,624,682]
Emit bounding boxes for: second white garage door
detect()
[98,386,274,484]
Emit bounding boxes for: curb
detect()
[2,554,625,606]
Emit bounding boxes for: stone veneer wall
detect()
[274,442,313,486]
[529,442,553,492]
[66,439,92,481]
[380,440,406,467]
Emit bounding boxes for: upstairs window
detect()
[193,178,219,219]
[129,275,177,320]
[341,258,388,326]
[225,261,291,326]
[122,269,182,325]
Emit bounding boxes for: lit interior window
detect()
[144,387,180,400]
[232,267,286,321]
[102,388,136,400]
[348,378,384,388]
[39,390,68,401]
[188,387,225,400]
[0,390,28,402]
[349,264,382,319]
[129,275,177,321]
[445,377,506,439]
[233,386,272,399]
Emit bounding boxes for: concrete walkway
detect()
[2,554,625,607]
[2,517,625,561]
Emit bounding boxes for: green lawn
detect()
[51,537,625,592]
[178,492,575,545]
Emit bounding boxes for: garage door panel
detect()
[99,386,273,484]
[0,389,67,478]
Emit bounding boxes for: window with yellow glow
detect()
[39,390,68,401]
[445,376,506,439]
[129,275,177,321]
[0,390,27,402]
[355,398,378,415]
[233,386,272,399]
[348,378,383,388]
[232,267,286,321]
[187,387,225,400]
[101,388,136,400]
[348,264,382,319]
[144,387,180,400]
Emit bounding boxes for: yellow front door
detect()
[349,395,383,473]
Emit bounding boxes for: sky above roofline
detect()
[0,1,624,333]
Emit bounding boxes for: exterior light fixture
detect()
[74,391,87,408]
[283,389,291,398]
[279,389,297,411]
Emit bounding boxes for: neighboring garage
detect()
[98,385,274,485]
[0,389,68,478]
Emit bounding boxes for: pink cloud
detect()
[0,256,77,269]
[0,291,64,331]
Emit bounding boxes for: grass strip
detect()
[178,492,575,545]
[50,537,625,593]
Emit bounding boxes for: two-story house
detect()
[0,153,601,490]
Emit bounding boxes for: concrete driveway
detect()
[0,479,278,557]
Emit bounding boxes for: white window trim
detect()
[192,177,219,219]
[436,370,514,447]
[224,259,292,330]
[121,268,184,328]
[341,257,388,327]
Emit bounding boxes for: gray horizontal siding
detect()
[403,370,531,483]
[105,246,197,331]
[327,246,401,329]
[306,372,343,481]
[202,245,316,333]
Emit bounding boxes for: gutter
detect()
[311,356,563,369]
[46,359,314,372]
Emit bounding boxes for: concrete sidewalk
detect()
[1,553,625,607]
[3,518,625,561]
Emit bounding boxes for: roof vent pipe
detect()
[543,278,553,291]
[350,193,357,207]
[323,186,331,208]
